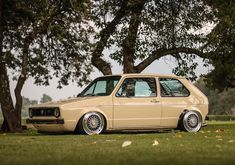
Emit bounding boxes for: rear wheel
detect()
[179,111,202,132]
[78,112,105,135]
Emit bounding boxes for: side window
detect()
[159,78,190,97]
[83,83,95,95]
[93,81,106,94]
[116,78,157,97]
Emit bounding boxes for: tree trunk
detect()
[14,38,30,124]
[91,0,130,75]
[0,0,21,132]
[0,64,22,132]
[122,1,145,73]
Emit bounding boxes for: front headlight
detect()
[54,108,60,118]
[29,108,33,118]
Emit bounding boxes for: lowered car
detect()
[26,74,208,135]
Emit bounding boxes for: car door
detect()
[159,77,191,128]
[113,77,162,129]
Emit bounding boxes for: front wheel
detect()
[78,112,105,135]
[179,111,202,132]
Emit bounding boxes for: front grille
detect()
[29,108,59,117]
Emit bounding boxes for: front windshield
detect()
[79,76,121,97]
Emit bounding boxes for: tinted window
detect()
[80,76,121,96]
[159,78,190,97]
[116,78,156,97]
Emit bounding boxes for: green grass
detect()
[0,122,235,165]
[208,115,235,121]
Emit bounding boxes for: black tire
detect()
[77,112,105,135]
[178,111,202,132]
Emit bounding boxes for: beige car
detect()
[27,74,208,135]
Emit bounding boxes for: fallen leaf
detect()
[204,136,208,138]
[152,140,159,146]
[215,129,224,133]
[216,135,222,138]
[217,139,223,141]
[228,140,235,143]
[122,141,132,148]
[176,134,182,138]
[207,131,211,133]
[92,141,97,144]
[216,145,221,148]
[200,131,205,134]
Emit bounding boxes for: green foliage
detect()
[91,0,213,80]
[2,0,93,88]
[204,0,235,90]
[40,94,52,103]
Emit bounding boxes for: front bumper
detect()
[26,118,64,124]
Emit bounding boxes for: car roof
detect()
[101,73,184,79]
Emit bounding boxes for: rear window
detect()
[159,78,190,97]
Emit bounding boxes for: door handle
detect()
[150,99,160,103]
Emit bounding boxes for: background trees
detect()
[40,94,52,103]
[195,78,235,115]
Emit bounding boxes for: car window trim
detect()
[79,76,121,97]
[115,77,158,98]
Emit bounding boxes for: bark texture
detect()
[122,1,145,73]
[91,0,130,75]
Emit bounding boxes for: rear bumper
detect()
[26,118,64,124]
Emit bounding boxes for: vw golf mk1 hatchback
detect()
[27,74,209,135]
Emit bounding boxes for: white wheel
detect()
[182,111,202,132]
[79,112,105,135]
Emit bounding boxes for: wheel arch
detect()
[74,109,108,132]
[177,109,203,128]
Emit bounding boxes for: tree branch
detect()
[123,1,145,73]
[135,47,207,73]
[91,0,130,75]
[14,36,32,123]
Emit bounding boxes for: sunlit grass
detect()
[0,122,235,165]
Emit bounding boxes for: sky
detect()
[9,55,211,102]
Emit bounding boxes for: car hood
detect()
[31,96,110,108]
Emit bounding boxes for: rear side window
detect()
[159,78,190,97]
[116,78,157,97]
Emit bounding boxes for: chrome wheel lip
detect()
[183,111,202,132]
[82,112,105,135]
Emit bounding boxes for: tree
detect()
[22,97,38,117]
[203,0,235,91]
[40,94,53,103]
[90,0,213,81]
[0,0,92,132]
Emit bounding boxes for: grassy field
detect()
[0,122,235,165]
